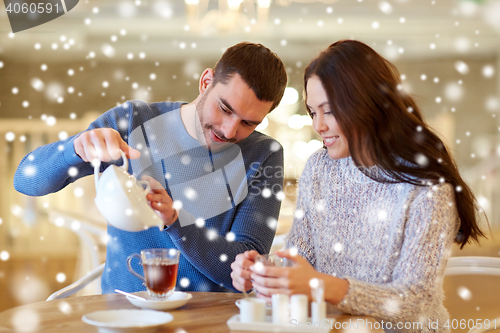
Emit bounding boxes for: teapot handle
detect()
[94,149,129,192]
[137,180,152,195]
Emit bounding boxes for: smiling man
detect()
[14,42,287,294]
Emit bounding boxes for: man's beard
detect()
[194,90,236,153]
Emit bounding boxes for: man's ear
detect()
[199,68,214,94]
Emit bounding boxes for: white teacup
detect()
[94,150,163,232]
[238,298,266,323]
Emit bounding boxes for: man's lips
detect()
[210,129,227,143]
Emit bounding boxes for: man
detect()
[14,42,287,293]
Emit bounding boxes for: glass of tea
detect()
[255,254,295,268]
[126,248,180,298]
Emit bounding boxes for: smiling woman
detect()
[232,40,488,333]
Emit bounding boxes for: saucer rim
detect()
[82,309,173,328]
[126,291,192,303]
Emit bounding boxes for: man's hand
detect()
[74,128,140,162]
[230,250,259,293]
[142,175,179,227]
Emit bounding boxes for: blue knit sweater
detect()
[14,100,284,293]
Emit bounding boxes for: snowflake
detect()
[179,277,190,288]
[184,187,197,201]
[378,210,387,221]
[415,153,429,167]
[56,272,66,283]
[195,218,205,228]
[5,132,15,142]
[73,187,84,198]
[333,243,343,253]
[220,254,228,262]
[262,188,271,198]
[270,141,281,152]
[0,251,10,261]
[267,218,277,230]
[315,200,325,212]
[23,166,37,177]
[226,232,236,241]
[11,309,40,332]
[173,200,183,210]
[206,229,217,240]
[458,286,472,300]
[58,301,72,314]
[71,221,81,231]
[275,191,285,201]
[383,299,400,316]
[252,261,265,273]
[181,155,191,165]
[294,209,304,219]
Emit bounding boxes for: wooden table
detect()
[0,292,381,332]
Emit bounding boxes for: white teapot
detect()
[94,150,163,231]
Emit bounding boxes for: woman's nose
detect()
[313,114,327,133]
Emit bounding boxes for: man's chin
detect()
[208,140,234,153]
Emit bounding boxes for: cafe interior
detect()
[0,0,500,331]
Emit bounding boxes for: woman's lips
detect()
[324,136,339,147]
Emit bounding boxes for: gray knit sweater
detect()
[286,149,459,333]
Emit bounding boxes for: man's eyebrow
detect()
[219,97,261,126]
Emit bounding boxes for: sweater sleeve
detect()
[285,153,317,267]
[13,103,134,196]
[336,183,459,324]
[163,144,284,292]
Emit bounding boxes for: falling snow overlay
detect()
[1,0,499,321]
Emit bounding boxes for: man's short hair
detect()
[213,42,287,111]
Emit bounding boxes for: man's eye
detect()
[220,105,231,114]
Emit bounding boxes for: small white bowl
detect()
[82,309,173,333]
[126,291,193,311]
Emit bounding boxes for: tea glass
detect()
[126,248,180,299]
[254,254,295,268]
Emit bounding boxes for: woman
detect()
[230,40,485,332]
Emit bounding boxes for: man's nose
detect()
[221,118,239,139]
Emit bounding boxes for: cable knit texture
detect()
[286,149,459,333]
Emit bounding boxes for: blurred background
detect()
[0,0,499,327]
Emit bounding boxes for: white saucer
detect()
[126,291,193,311]
[82,309,173,333]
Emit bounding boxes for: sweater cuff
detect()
[335,277,363,315]
[164,218,193,241]
[62,136,84,166]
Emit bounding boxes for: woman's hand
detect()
[230,250,260,293]
[249,249,320,302]
[250,249,350,305]
[141,175,178,227]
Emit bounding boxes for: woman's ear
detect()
[199,68,214,94]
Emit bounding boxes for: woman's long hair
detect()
[304,40,485,248]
